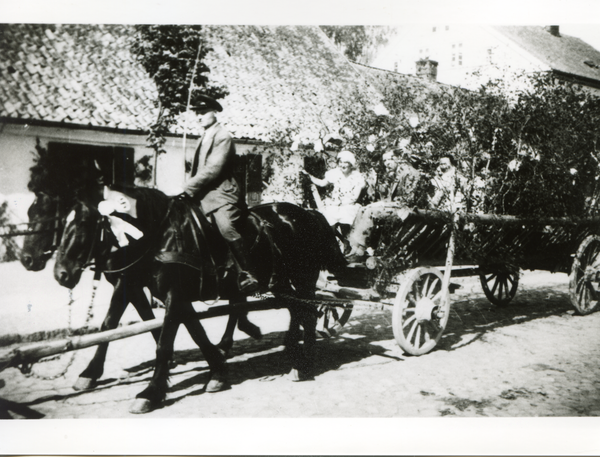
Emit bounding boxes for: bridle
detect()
[59,202,106,280]
[46,193,64,254]
[60,196,178,280]
[24,192,65,259]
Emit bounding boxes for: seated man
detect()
[346,147,421,262]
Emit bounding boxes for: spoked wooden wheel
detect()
[479,266,519,306]
[569,235,600,315]
[392,267,450,356]
[316,303,353,337]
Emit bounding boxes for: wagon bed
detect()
[318,207,600,355]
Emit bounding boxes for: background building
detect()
[367,25,600,91]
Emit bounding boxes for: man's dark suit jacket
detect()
[185,122,242,214]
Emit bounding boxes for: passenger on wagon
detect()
[428,154,466,212]
[182,94,259,294]
[346,146,421,263]
[302,150,365,229]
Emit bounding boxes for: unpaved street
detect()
[2,269,600,420]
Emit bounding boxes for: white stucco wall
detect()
[369,25,549,90]
[0,121,264,218]
[0,122,195,196]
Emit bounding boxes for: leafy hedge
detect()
[333,71,600,219]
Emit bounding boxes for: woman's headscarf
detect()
[337,150,356,167]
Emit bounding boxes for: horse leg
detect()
[131,289,180,414]
[74,279,128,391]
[284,305,306,381]
[216,295,262,355]
[236,301,262,341]
[181,303,228,393]
[285,275,319,382]
[216,305,238,356]
[130,285,160,343]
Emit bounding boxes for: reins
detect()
[92,197,176,276]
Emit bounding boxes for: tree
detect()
[332,71,600,218]
[320,26,395,63]
[131,25,228,186]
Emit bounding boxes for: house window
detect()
[47,142,135,187]
[459,53,463,65]
[432,27,436,32]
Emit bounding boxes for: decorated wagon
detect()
[317,207,600,355]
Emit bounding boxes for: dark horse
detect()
[21,146,262,390]
[48,189,263,391]
[18,148,164,390]
[54,186,346,413]
[19,142,91,271]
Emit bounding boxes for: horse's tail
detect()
[307,209,348,274]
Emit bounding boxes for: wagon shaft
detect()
[0,298,284,371]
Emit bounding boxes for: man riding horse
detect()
[182,94,259,294]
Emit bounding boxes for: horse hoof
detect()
[205,378,228,393]
[130,398,158,414]
[287,369,314,382]
[73,377,96,391]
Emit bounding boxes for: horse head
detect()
[54,199,106,289]
[20,192,63,271]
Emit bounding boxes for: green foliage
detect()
[320,26,395,63]
[333,71,600,219]
[131,25,228,157]
[320,26,368,62]
[0,202,20,262]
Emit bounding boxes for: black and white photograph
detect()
[1,0,600,454]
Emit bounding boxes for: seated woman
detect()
[302,150,365,237]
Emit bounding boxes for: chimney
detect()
[416,58,438,82]
[545,25,560,37]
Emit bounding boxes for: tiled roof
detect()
[0,24,368,143]
[495,26,600,83]
[0,24,158,131]
[352,62,451,99]
[189,26,367,142]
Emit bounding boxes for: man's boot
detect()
[228,238,260,294]
[345,242,367,264]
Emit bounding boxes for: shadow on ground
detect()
[7,285,587,415]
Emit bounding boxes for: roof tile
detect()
[1,24,370,141]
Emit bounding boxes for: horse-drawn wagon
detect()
[316,207,600,355]
[3,160,600,413]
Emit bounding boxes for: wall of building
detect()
[369,25,548,89]
[0,121,263,222]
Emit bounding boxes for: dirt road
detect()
[2,269,600,420]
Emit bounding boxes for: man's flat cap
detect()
[193,94,223,112]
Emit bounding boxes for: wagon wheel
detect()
[316,302,353,338]
[569,235,600,315]
[392,267,450,356]
[479,266,519,306]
